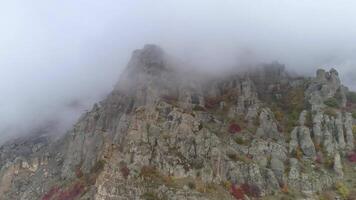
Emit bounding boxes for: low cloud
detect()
[1,0,355,142]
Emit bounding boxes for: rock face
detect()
[0,45,355,200]
[305,69,354,157]
[289,111,316,158]
[256,108,284,141]
[307,68,347,110]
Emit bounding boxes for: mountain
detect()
[1,44,356,200]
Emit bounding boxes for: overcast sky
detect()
[1,0,356,141]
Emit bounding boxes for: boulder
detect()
[256,108,283,141]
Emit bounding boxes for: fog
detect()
[1,0,356,142]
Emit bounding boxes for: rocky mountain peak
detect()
[307,68,347,110]
[125,44,167,77]
[113,45,176,105]
[316,68,341,85]
[1,45,355,200]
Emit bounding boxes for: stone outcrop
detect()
[0,45,355,200]
[344,112,355,150]
[256,108,284,141]
[307,68,347,111]
[333,153,343,177]
[308,110,354,156]
[289,111,316,158]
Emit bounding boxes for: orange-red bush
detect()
[120,166,130,179]
[204,97,221,109]
[347,152,356,162]
[315,153,323,164]
[41,182,84,200]
[42,187,60,200]
[241,183,261,198]
[230,183,261,199]
[229,123,241,134]
[57,183,84,200]
[230,184,245,200]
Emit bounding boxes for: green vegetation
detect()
[319,191,336,200]
[335,182,350,199]
[234,136,245,145]
[324,97,339,108]
[324,108,337,118]
[227,153,252,163]
[227,153,239,161]
[193,105,206,111]
[267,85,307,133]
[291,147,303,160]
[141,191,160,200]
[352,112,356,119]
[273,110,284,122]
[347,91,356,104]
[335,89,345,104]
[139,166,176,186]
[140,165,160,180]
[90,159,106,174]
[188,181,196,190]
[324,156,334,169]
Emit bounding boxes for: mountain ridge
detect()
[1,44,356,200]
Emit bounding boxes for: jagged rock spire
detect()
[2,46,356,199]
[307,68,347,111]
[125,44,166,76]
[115,44,168,89]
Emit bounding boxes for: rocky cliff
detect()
[1,45,356,200]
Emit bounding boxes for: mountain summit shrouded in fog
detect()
[1,1,356,199]
[1,0,356,143]
[0,45,356,199]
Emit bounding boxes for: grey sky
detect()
[1,0,356,141]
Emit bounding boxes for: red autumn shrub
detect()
[347,152,356,162]
[204,97,221,109]
[241,183,261,198]
[42,182,84,200]
[315,153,323,164]
[57,182,84,200]
[229,123,241,134]
[230,184,245,200]
[42,187,60,200]
[120,166,130,179]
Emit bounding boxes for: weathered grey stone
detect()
[289,127,298,153]
[270,156,285,184]
[288,158,300,189]
[312,110,352,156]
[335,112,346,149]
[256,108,283,141]
[312,111,323,146]
[344,112,355,150]
[299,110,308,126]
[333,152,343,177]
[289,111,316,158]
[0,46,354,200]
[306,68,347,111]
[299,126,316,158]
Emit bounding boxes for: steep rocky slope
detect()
[1,45,356,200]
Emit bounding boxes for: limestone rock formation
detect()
[307,68,347,110]
[0,45,355,200]
[289,111,316,158]
[256,108,284,141]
